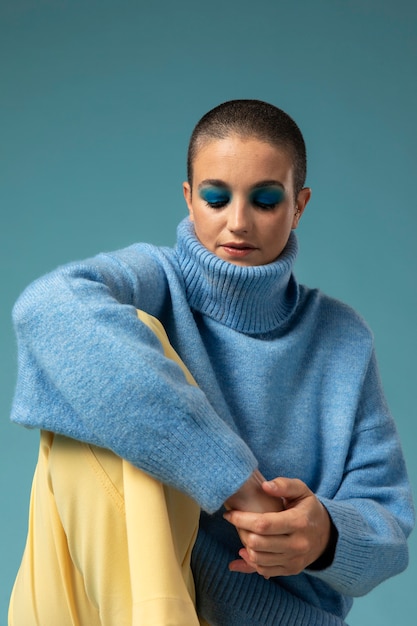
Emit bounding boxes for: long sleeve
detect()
[11,247,257,513]
[191,344,413,619]
[11,221,414,620]
[309,350,414,595]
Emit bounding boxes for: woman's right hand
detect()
[225,469,284,513]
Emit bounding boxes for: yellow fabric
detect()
[9,311,209,626]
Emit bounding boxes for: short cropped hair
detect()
[187,99,307,196]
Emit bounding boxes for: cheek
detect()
[193,211,225,253]
[192,213,214,247]
[262,214,293,247]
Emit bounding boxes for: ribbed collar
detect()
[175,219,299,334]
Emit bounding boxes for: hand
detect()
[223,477,332,579]
[224,469,285,514]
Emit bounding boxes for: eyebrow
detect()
[197,179,285,190]
[198,179,230,190]
[252,180,285,190]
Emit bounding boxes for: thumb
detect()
[262,477,311,503]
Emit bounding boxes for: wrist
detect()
[225,470,284,513]
[308,511,338,571]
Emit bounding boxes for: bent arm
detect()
[309,351,414,596]
[11,248,257,513]
[217,348,414,600]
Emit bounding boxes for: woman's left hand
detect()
[223,477,332,578]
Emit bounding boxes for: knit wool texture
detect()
[11,219,414,624]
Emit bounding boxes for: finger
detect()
[235,524,288,552]
[236,549,286,579]
[228,558,257,574]
[223,509,292,535]
[262,477,311,503]
[239,548,308,578]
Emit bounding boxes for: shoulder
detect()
[101,241,170,263]
[14,242,178,320]
[298,285,374,349]
[96,241,171,279]
[44,241,180,291]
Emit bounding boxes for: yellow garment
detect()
[9,311,208,626]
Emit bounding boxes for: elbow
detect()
[13,283,39,330]
[12,272,58,336]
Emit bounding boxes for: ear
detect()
[292,187,311,229]
[183,182,194,221]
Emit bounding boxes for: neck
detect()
[176,219,299,334]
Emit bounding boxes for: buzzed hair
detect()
[187,99,307,196]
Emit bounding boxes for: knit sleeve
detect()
[10,248,257,513]
[309,350,415,596]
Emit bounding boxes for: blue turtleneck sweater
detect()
[11,219,414,624]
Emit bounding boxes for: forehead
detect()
[192,135,294,186]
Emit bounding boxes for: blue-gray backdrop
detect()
[1,1,416,623]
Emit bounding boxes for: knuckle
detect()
[247,548,260,563]
[245,533,260,550]
[289,530,309,553]
[293,513,309,531]
[256,564,271,577]
[294,478,305,491]
[253,516,271,534]
[284,557,304,576]
[296,536,310,555]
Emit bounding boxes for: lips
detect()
[223,241,255,249]
[221,242,257,258]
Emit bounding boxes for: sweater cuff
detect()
[307,498,375,595]
[147,400,258,513]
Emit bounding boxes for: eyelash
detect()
[253,200,279,211]
[205,199,229,209]
[204,199,279,211]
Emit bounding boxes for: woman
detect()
[9,100,414,625]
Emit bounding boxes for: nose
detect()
[227,200,251,234]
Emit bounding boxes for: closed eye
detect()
[206,199,229,209]
[251,188,285,211]
[253,199,279,210]
[199,187,231,209]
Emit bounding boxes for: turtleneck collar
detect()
[175,219,299,335]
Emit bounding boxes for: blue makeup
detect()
[250,186,285,209]
[199,185,284,210]
[199,186,231,208]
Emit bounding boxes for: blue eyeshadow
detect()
[251,187,285,205]
[199,187,231,204]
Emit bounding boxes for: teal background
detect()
[1,0,416,623]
